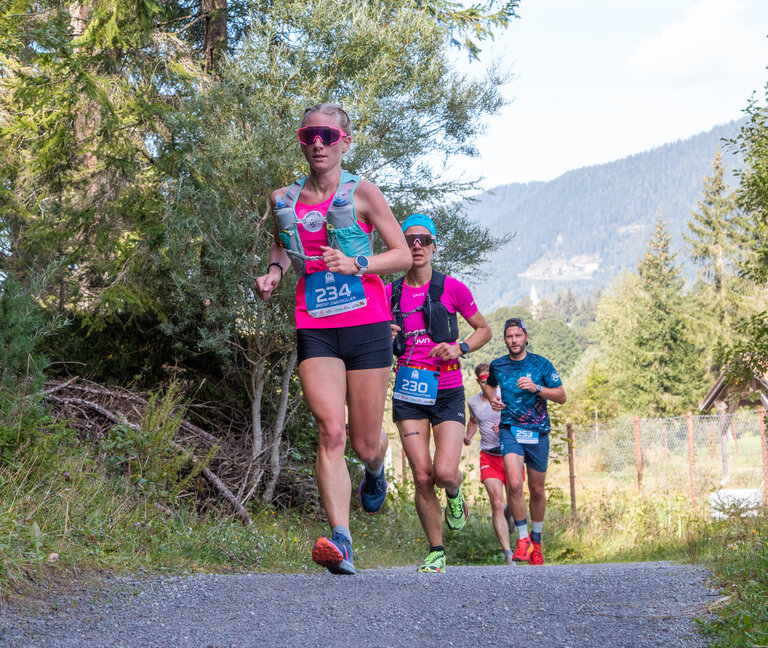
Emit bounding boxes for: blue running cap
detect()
[401,213,436,236]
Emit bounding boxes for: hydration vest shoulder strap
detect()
[427,270,447,303]
[390,277,405,315]
[281,178,305,210]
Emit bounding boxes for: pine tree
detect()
[631,218,705,416]
[725,87,768,380]
[598,220,706,417]
[684,151,742,367]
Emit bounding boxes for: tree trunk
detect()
[247,349,266,495]
[262,349,298,502]
[69,2,91,37]
[202,0,228,75]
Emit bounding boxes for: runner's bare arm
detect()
[464,417,478,446]
[326,179,410,276]
[516,377,567,404]
[482,382,504,411]
[430,311,492,360]
[254,188,291,300]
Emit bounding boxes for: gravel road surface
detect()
[0,561,715,648]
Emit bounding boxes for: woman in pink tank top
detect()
[255,103,411,575]
[386,213,492,573]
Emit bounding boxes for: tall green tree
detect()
[684,150,743,374]
[726,87,768,383]
[0,0,200,325]
[598,220,705,416]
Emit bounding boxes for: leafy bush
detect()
[0,275,61,460]
[100,382,212,503]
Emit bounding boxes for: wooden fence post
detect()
[567,422,576,517]
[686,411,697,500]
[633,416,643,494]
[759,407,767,507]
[717,408,730,484]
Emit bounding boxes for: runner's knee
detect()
[488,493,504,514]
[411,466,435,491]
[350,434,379,464]
[528,479,546,500]
[507,476,525,496]
[432,465,458,488]
[317,423,347,455]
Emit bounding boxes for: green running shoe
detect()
[444,487,468,531]
[416,549,446,573]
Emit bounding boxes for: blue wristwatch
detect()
[354,255,369,276]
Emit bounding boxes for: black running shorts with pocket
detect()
[296,321,393,370]
[392,385,466,426]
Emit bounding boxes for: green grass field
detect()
[1,423,766,647]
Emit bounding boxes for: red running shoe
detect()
[530,540,544,565]
[311,535,356,575]
[511,537,533,562]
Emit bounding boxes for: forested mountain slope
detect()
[463,120,743,310]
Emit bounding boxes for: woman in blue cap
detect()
[386,213,492,572]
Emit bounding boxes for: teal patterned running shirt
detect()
[486,352,562,434]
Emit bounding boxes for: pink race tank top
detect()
[293,196,391,330]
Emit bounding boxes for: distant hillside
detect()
[462,120,744,310]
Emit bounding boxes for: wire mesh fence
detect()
[547,408,768,511]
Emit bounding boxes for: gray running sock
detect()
[332,526,352,543]
[365,463,384,477]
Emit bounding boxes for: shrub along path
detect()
[1,561,715,647]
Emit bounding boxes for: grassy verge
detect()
[2,424,767,648]
[695,514,768,647]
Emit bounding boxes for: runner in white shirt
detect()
[464,363,516,565]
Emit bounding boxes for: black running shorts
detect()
[296,321,393,370]
[392,386,466,426]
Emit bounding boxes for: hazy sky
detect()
[451,0,768,189]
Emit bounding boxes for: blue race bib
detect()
[393,366,439,405]
[512,426,539,445]
[305,271,367,318]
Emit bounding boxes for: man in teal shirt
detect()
[483,318,566,565]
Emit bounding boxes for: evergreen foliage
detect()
[533,318,580,377]
[726,86,768,381]
[596,220,706,417]
[683,151,745,376]
[0,275,59,460]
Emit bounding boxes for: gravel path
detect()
[0,562,715,648]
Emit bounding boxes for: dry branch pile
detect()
[41,377,321,524]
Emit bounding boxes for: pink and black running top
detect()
[293,195,390,330]
[385,275,478,390]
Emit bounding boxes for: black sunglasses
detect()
[404,233,435,248]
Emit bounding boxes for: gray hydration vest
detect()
[273,171,373,276]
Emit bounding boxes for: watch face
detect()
[356,255,369,268]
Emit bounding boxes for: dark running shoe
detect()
[312,534,356,575]
[358,466,388,514]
